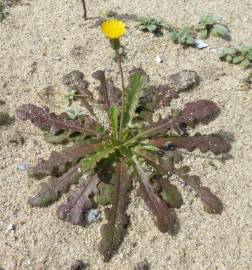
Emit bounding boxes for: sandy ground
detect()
[0,0,252,269]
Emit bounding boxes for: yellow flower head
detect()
[101,19,126,40]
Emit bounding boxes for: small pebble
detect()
[6,223,16,232]
[0,112,11,125]
[71,260,87,270]
[134,259,150,270]
[17,162,26,171]
[8,132,24,145]
[156,55,163,63]
[239,83,251,91]
[85,209,100,224]
[181,181,187,188]
[0,100,6,105]
[52,54,62,61]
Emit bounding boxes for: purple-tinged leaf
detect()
[174,170,222,214]
[133,100,219,140]
[28,166,81,207]
[57,173,100,225]
[159,179,183,209]
[137,150,174,175]
[92,70,121,109]
[133,156,172,233]
[140,70,198,109]
[28,143,101,178]
[150,135,231,154]
[198,186,223,214]
[62,70,97,117]
[175,100,219,127]
[16,104,97,135]
[62,70,92,99]
[99,158,131,262]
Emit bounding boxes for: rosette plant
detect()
[16,19,231,261]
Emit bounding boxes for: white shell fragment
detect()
[156,55,163,63]
[194,38,208,49]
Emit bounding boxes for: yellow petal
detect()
[101,19,126,39]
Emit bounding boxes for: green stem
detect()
[123,117,173,147]
[117,50,126,144]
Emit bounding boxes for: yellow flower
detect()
[101,19,126,40]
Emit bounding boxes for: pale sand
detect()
[0,0,252,269]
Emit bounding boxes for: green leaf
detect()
[95,182,114,206]
[199,29,208,39]
[212,24,229,37]
[232,55,245,64]
[123,70,147,128]
[109,105,119,139]
[147,24,157,32]
[240,59,250,69]
[139,25,147,30]
[226,55,233,62]
[135,144,159,153]
[160,181,183,209]
[246,52,252,61]
[80,143,117,172]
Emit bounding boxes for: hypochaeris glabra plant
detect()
[16,19,231,261]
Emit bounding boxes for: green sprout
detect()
[219,46,252,69]
[170,27,196,47]
[64,89,77,102]
[65,107,85,120]
[138,16,174,34]
[195,15,229,39]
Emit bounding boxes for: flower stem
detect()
[117,50,126,144]
[81,0,87,19]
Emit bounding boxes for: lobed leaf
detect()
[62,70,91,98]
[140,70,199,109]
[28,166,81,207]
[62,70,96,117]
[57,173,100,225]
[198,186,223,214]
[92,70,121,109]
[16,104,97,135]
[99,158,131,262]
[28,143,101,178]
[175,100,219,127]
[133,156,172,232]
[130,100,219,142]
[159,179,183,209]
[150,134,231,154]
[174,170,223,214]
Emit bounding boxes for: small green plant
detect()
[138,16,174,34]
[65,107,85,120]
[64,89,77,102]
[0,1,8,22]
[219,46,252,69]
[16,20,231,262]
[195,15,229,39]
[170,27,196,47]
